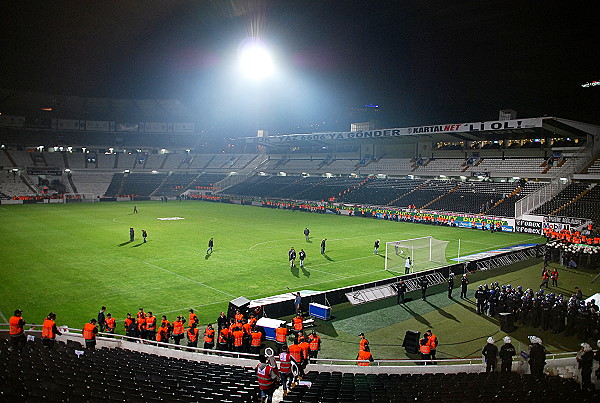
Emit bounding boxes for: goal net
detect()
[63,193,99,203]
[385,236,449,273]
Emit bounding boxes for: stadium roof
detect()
[0,88,195,122]
[244,117,600,147]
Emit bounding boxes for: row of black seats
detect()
[282,370,598,403]
[0,338,259,402]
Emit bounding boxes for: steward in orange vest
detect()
[189,309,198,326]
[83,319,99,350]
[298,339,310,367]
[250,326,263,354]
[275,324,289,353]
[357,345,374,366]
[42,312,62,348]
[161,315,171,338]
[218,327,230,351]
[172,316,186,345]
[419,337,431,363]
[187,323,199,348]
[9,309,26,352]
[288,339,305,377]
[307,330,321,361]
[156,323,169,344]
[359,333,369,351]
[426,330,438,362]
[232,328,245,352]
[204,323,215,350]
[292,314,304,333]
[104,313,116,336]
[145,312,157,340]
[124,313,137,338]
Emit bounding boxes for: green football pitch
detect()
[7,200,589,359]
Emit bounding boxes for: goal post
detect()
[63,193,99,203]
[385,236,449,273]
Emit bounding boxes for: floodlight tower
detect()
[238,37,274,81]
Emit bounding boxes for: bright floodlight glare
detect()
[239,38,274,80]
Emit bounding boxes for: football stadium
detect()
[1,2,600,402]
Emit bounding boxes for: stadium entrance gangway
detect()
[345,272,446,305]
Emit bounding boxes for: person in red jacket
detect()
[256,355,279,403]
[278,345,296,396]
[83,319,99,350]
[41,312,62,348]
[9,309,26,352]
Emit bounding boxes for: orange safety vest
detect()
[187,328,199,342]
[42,319,56,339]
[189,313,198,324]
[289,344,302,363]
[359,338,369,351]
[233,330,244,347]
[357,350,372,366]
[251,331,262,347]
[218,328,229,344]
[146,316,156,331]
[293,317,303,331]
[420,342,431,354]
[9,316,24,336]
[276,327,287,343]
[156,326,168,342]
[137,317,146,331]
[204,328,215,343]
[428,334,438,349]
[235,313,244,322]
[105,317,116,331]
[83,323,96,340]
[308,335,321,351]
[299,341,310,359]
[243,323,252,334]
[173,320,184,335]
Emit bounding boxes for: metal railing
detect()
[515,140,600,217]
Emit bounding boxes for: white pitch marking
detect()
[0,310,7,323]
[141,261,236,298]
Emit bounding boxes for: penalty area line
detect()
[141,261,236,298]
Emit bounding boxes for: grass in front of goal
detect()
[0,201,543,335]
[317,258,600,361]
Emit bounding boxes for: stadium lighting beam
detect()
[238,37,274,81]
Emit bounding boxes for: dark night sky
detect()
[1,1,598,135]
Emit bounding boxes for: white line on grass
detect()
[141,261,236,298]
[157,269,388,317]
[0,310,7,323]
[249,238,299,250]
